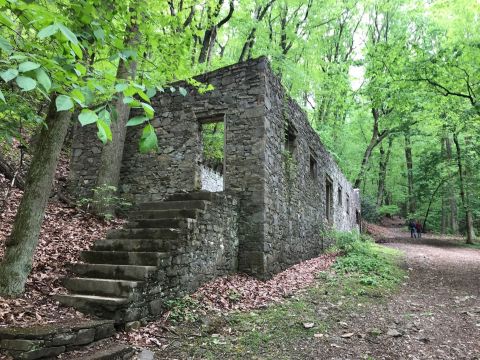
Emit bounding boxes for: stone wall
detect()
[163,193,239,297]
[0,320,116,360]
[68,56,360,282]
[262,66,361,276]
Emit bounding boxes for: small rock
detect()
[340,332,354,338]
[387,329,402,337]
[313,333,324,338]
[303,322,315,329]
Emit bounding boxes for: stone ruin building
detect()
[59,57,361,325]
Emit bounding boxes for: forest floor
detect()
[1,164,479,360]
[148,225,480,360]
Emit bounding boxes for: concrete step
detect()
[93,238,181,252]
[106,227,182,240]
[166,191,215,201]
[130,209,199,220]
[63,278,143,298]
[55,294,130,312]
[55,294,143,323]
[70,263,158,281]
[81,251,171,266]
[78,344,135,360]
[126,218,186,228]
[138,199,208,211]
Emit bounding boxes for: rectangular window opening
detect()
[346,195,350,214]
[309,153,317,179]
[199,116,225,192]
[338,186,343,206]
[326,175,333,224]
[285,122,297,155]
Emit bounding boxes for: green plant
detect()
[164,296,201,323]
[378,204,400,217]
[77,185,131,220]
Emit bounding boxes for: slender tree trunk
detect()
[442,135,458,232]
[404,131,415,214]
[354,108,389,189]
[441,195,447,234]
[93,16,139,217]
[376,137,393,206]
[452,132,475,244]
[0,96,72,296]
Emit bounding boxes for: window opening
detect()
[199,116,225,192]
[326,175,334,223]
[309,153,317,179]
[285,122,297,155]
[346,194,350,214]
[338,186,342,205]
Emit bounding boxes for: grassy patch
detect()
[463,242,480,250]
[159,232,405,359]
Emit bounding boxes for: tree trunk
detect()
[404,131,415,214]
[93,17,139,217]
[443,135,458,232]
[452,132,475,244]
[376,136,393,206]
[441,195,447,234]
[0,96,72,296]
[354,108,389,189]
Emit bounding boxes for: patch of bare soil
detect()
[303,234,480,360]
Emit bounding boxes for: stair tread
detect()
[72,263,157,269]
[66,277,143,285]
[56,294,130,304]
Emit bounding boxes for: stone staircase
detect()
[56,192,214,325]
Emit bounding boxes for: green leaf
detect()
[141,102,155,119]
[93,28,105,42]
[179,86,188,96]
[16,76,37,91]
[96,119,112,144]
[139,124,158,153]
[0,36,12,53]
[55,95,74,111]
[18,61,41,73]
[1,68,18,82]
[0,12,14,28]
[71,42,83,59]
[98,109,111,125]
[123,96,134,104]
[78,109,98,126]
[38,24,58,39]
[35,68,51,91]
[70,88,85,105]
[146,86,156,98]
[126,116,149,127]
[58,23,78,44]
[0,88,5,102]
[115,83,128,93]
[137,90,150,102]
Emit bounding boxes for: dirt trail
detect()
[308,230,480,360]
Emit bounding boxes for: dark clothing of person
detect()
[415,222,423,238]
[409,221,417,238]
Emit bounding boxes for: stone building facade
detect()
[69,57,360,281]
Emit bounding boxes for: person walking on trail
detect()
[409,219,417,238]
[416,221,423,238]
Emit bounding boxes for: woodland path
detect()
[303,230,480,360]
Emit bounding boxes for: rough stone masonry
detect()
[69,56,360,282]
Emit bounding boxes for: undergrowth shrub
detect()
[328,231,404,288]
[361,196,380,223]
[164,295,200,323]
